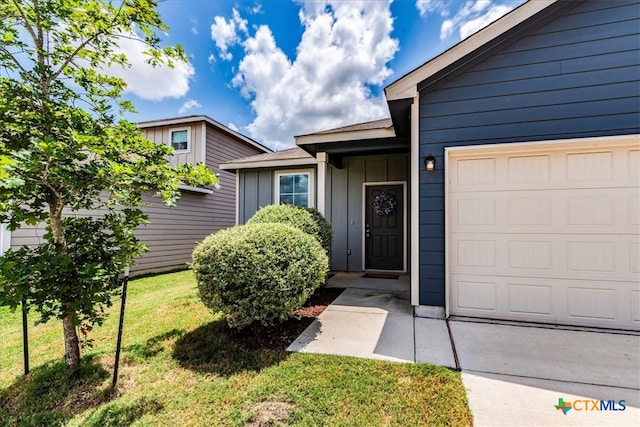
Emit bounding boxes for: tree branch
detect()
[10,0,38,47]
[0,46,29,75]
[50,1,129,81]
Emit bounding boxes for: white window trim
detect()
[169,127,191,154]
[274,169,315,208]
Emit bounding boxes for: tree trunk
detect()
[49,198,81,374]
[62,313,81,375]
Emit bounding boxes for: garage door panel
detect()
[456,280,497,311]
[456,240,497,268]
[452,146,637,192]
[567,287,615,320]
[631,243,640,274]
[508,240,552,270]
[508,283,553,315]
[451,274,639,329]
[452,188,635,235]
[507,154,551,184]
[632,291,640,322]
[452,233,638,282]
[451,274,558,322]
[566,151,613,182]
[629,195,639,225]
[447,136,640,330]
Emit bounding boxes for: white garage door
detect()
[446,135,639,330]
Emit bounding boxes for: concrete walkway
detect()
[287,276,640,426]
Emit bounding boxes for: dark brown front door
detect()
[365,184,404,271]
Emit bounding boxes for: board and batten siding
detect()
[238,154,409,271]
[145,123,205,166]
[238,169,275,224]
[418,0,640,306]
[326,154,409,271]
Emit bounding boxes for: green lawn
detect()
[0,270,472,426]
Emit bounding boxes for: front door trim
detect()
[362,181,407,272]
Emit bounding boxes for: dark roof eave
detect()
[299,136,409,168]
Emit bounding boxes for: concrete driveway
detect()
[450,320,640,426]
[288,285,640,426]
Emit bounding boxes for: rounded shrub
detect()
[192,223,329,329]
[247,204,333,257]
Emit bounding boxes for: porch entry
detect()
[364,183,405,271]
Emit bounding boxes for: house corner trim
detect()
[410,93,420,306]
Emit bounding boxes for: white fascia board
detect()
[138,115,271,154]
[385,0,557,101]
[296,127,396,145]
[220,157,316,171]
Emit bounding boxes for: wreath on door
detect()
[372,192,397,216]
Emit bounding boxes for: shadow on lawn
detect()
[81,397,163,427]
[125,328,186,359]
[172,288,341,377]
[0,356,113,426]
[172,318,291,376]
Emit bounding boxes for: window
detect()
[170,128,189,152]
[275,170,314,208]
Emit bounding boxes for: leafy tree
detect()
[0,0,218,374]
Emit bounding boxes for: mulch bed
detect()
[232,287,344,351]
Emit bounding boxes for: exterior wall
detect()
[326,154,409,272]
[237,166,318,224]
[133,190,219,273]
[418,0,640,306]
[144,123,205,166]
[238,169,275,224]
[9,191,219,274]
[9,120,265,275]
[134,122,264,274]
[205,123,265,230]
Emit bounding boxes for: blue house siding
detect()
[417,0,640,306]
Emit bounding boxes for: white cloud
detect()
[105,32,195,101]
[416,0,448,17]
[178,98,202,114]
[210,7,248,61]
[418,0,520,41]
[457,3,512,39]
[227,122,240,132]
[191,18,199,35]
[214,1,398,147]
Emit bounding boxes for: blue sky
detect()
[116,0,524,149]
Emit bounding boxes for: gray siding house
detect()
[223,0,639,330]
[3,115,270,274]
